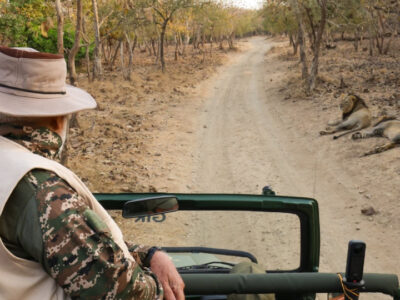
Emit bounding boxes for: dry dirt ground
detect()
[68,36,399,298]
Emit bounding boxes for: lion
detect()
[319,94,371,139]
[352,115,400,156]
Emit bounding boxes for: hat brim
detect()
[0,85,97,117]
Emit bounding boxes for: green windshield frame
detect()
[95,192,320,273]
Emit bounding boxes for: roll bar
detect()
[182,273,400,299]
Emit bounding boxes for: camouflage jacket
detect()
[0,125,162,299]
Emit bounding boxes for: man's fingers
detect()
[162,284,176,300]
[170,279,185,300]
[171,283,185,300]
[150,251,185,300]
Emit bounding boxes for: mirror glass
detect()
[122,196,179,218]
[112,210,300,271]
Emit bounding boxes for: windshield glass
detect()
[112,210,300,271]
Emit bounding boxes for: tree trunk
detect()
[291,0,309,82]
[308,0,327,92]
[55,0,64,55]
[376,36,383,54]
[110,41,121,71]
[145,41,152,56]
[174,34,179,61]
[120,40,125,78]
[68,0,83,86]
[194,28,201,50]
[102,42,110,65]
[289,33,298,55]
[353,29,360,51]
[368,27,375,56]
[383,32,395,54]
[219,36,224,50]
[159,20,168,72]
[81,17,91,81]
[125,33,135,81]
[182,32,188,56]
[304,5,316,51]
[382,13,398,55]
[155,39,160,64]
[228,33,235,49]
[298,30,308,82]
[132,35,138,55]
[178,33,183,56]
[85,44,91,81]
[92,0,103,80]
[367,4,375,56]
[210,36,213,56]
[152,38,158,57]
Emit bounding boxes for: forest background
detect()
[1,0,399,90]
[0,0,264,81]
[0,0,398,93]
[1,0,399,179]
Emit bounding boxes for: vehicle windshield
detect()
[111,210,301,271]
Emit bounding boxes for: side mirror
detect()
[122,196,179,218]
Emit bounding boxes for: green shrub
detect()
[27,25,94,63]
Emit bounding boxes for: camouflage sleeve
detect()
[31,171,162,300]
[125,242,153,267]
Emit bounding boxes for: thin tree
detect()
[308,0,327,91]
[68,0,83,86]
[151,0,193,72]
[290,0,327,92]
[92,0,103,79]
[55,0,64,55]
[290,0,309,82]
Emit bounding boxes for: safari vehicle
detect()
[95,189,400,300]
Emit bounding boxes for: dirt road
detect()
[143,36,400,298]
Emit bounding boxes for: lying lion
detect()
[320,94,371,139]
[352,116,400,156]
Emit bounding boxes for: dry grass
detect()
[66,43,230,193]
[280,38,400,118]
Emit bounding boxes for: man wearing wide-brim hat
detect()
[0,47,184,300]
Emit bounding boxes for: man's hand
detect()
[150,251,185,300]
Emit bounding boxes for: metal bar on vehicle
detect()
[162,247,258,263]
[181,273,400,298]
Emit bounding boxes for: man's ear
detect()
[49,116,66,133]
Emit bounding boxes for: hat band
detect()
[0,82,66,95]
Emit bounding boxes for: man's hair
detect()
[0,113,39,125]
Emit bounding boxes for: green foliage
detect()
[0,0,52,46]
[189,2,262,40]
[0,0,91,61]
[27,28,59,53]
[332,0,369,29]
[262,1,297,35]
[234,9,263,37]
[27,25,92,61]
[262,0,399,50]
[0,10,27,45]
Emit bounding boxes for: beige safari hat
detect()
[0,46,96,117]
